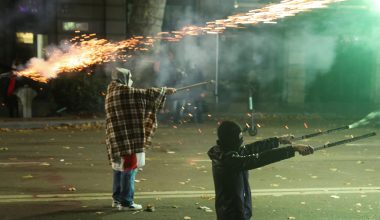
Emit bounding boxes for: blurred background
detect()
[0,0,379,119]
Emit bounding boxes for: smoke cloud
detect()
[287,25,338,82]
[349,112,380,129]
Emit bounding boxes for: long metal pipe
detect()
[176,80,214,91]
[215,34,219,105]
[294,125,350,141]
[314,132,376,151]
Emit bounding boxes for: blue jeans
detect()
[112,169,138,206]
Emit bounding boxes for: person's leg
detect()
[120,169,139,206]
[125,168,137,205]
[194,99,203,123]
[112,170,121,206]
[5,97,13,117]
[173,100,181,123]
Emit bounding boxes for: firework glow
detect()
[349,112,380,129]
[17,36,154,82]
[16,0,345,83]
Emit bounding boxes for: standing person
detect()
[208,121,314,220]
[3,71,19,117]
[105,67,176,211]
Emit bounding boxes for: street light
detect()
[234,0,239,9]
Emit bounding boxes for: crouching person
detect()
[208,121,314,220]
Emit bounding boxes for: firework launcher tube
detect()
[313,132,376,151]
[293,125,350,141]
[176,80,215,91]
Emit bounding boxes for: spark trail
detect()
[349,112,380,129]
[16,0,345,83]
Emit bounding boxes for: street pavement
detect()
[0,116,379,220]
[0,117,104,129]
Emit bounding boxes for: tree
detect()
[128,0,167,37]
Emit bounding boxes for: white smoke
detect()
[287,27,337,82]
[349,112,380,129]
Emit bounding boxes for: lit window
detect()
[63,22,89,31]
[16,32,34,44]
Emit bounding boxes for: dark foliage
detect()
[49,71,107,114]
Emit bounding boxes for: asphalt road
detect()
[0,116,379,220]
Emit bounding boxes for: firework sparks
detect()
[17,0,345,82]
[349,112,380,129]
[16,35,154,82]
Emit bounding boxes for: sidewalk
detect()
[0,117,104,129]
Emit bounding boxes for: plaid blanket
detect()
[105,81,166,162]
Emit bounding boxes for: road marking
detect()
[345,143,379,146]
[191,159,209,162]
[0,162,48,166]
[0,187,379,203]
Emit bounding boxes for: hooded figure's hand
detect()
[165,88,176,95]
[292,144,314,156]
[278,134,295,144]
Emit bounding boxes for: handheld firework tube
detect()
[176,80,215,92]
[293,125,349,141]
[314,132,376,151]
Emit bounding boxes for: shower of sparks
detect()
[17,36,154,82]
[349,112,380,129]
[16,0,345,82]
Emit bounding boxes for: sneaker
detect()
[112,201,120,208]
[117,203,143,211]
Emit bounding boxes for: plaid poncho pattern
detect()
[105,81,166,162]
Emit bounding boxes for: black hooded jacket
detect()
[208,137,295,220]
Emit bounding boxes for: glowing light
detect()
[17,0,345,82]
[349,112,380,129]
[234,0,239,9]
[16,32,33,44]
[304,122,309,128]
[375,0,380,12]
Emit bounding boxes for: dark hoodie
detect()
[208,138,295,220]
